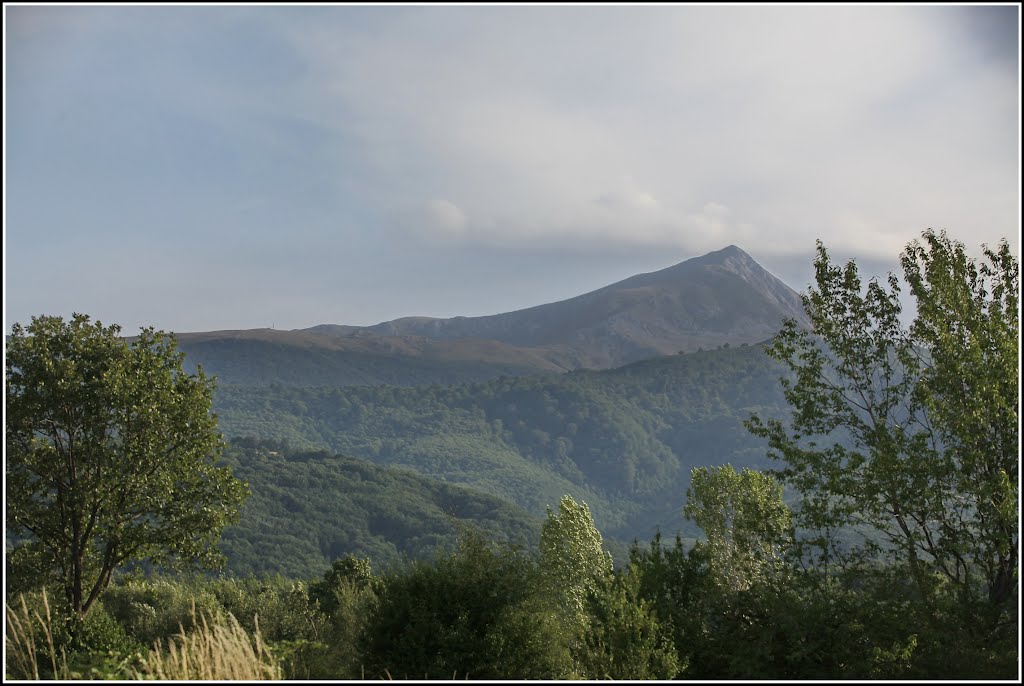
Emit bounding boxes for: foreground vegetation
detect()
[7,497,1017,680]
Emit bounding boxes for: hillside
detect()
[212,343,793,546]
[175,328,566,387]
[218,438,544,579]
[175,245,809,386]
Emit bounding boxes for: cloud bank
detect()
[279,5,1019,260]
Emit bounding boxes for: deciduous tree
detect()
[6,314,249,616]
[746,230,1018,627]
[684,464,792,591]
[538,495,613,622]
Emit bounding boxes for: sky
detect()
[4,3,1021,334]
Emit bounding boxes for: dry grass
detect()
[5,591,281,681]
[132,609,282,680]
[4,590,71,680]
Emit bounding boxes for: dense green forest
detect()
[213,342,792,546]
[217,438,545,579]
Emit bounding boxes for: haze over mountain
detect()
[176,245,810,386]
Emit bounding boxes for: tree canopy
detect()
[746,229,1018,630]
[6,313,249,616]
[684,464,792,591]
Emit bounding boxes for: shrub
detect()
[5,589,147,680]
[102,576,224,647]
[205,576,327,643]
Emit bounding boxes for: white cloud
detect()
[423,199,468,235]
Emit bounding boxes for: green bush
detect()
[361,532,554,679]
[101,576,224,648]
[205,576,327,643]
[576,571,681,679]
[484,594,575,679]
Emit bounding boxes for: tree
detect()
[361,531,550,679]
[538,495,613,622]
[683,464,792,591]
[746,229,1018,627]
[309,554,378,617]
[6,313,249,617]
[537,495,614,675]
[576,570,682,679]
[901,231,1018,610]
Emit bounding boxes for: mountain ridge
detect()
[175,245,810,386]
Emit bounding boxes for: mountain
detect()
[175,246,809,386]
[338,245,809,368]
[213,342,794,549]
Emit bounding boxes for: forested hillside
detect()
[217,439,544,579]
[175,329,565,387]
[213,343,792,545]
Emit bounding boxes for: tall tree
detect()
[746,230,1018,624]
[6,314,249,616]
[538,495,613,623]
[900,230,1019,609]
[684,464,792,591]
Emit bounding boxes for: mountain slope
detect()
[341,245,810,368]
[176,245,809,386]
[212,343,794,546]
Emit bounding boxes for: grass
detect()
[134,609,282,680]
[4,590,70,680]
[5,591,282,681]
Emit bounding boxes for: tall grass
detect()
[4,590,70,680]
[132,609,282,680]
[5,591,282,681]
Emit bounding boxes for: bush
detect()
[576,570,681,679]
[361,532,552,679]
[101,576,224,648]
[205,576,327,643]
[484,594,576,679]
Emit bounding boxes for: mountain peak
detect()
[687,244,753,266]
[180,244,811,386]
[357,244,809,363]
[632,245,760,285]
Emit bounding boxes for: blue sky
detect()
[4,4,1020,334]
